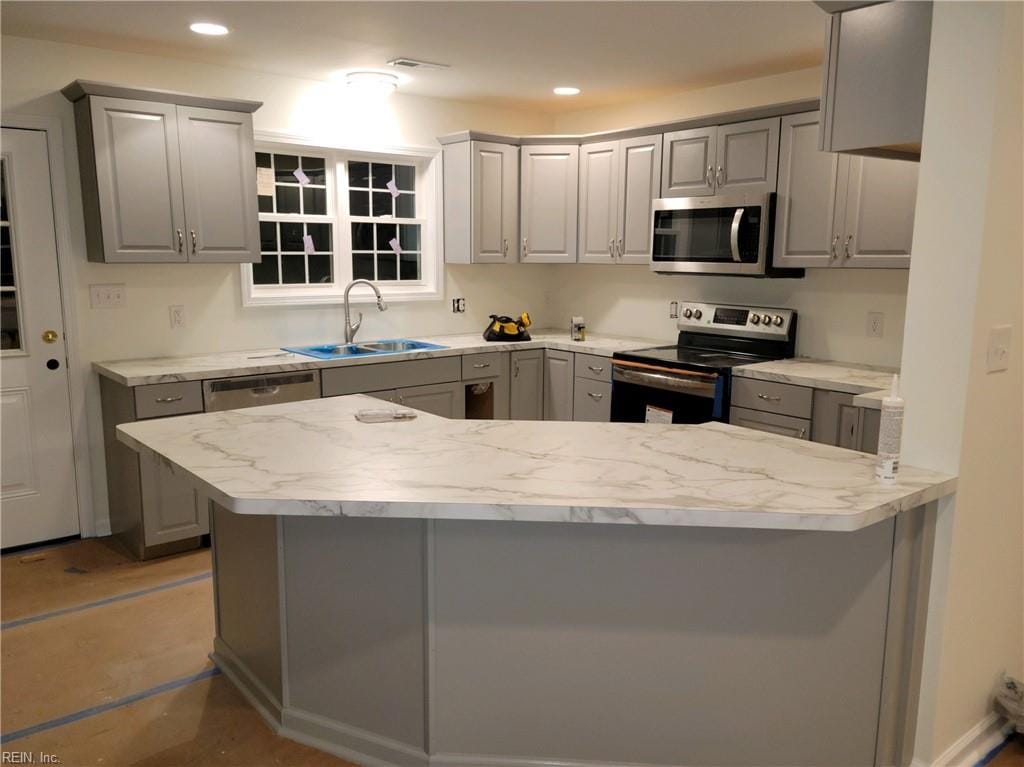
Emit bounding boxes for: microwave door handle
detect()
[729,207,745,262]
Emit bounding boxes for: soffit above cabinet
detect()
[61,79,263,113]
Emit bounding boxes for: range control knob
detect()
[761,313,772,325]
[772,315,784,326]
[750,314,761,325]
[693,309,703,320]
[682,308,693,319]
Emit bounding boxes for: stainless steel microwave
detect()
[651,192,796,277]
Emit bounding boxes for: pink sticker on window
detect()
[388,237,402,254]
[293,169,310,186]
[302,234,315,254]
[386,180,400,198]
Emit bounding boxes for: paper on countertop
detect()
[302,234,315,254]
[386,180,400,198]
[257,167,275,196]
[293,169,310,186]
[388,237,402,254]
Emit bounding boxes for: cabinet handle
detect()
[522,237,528,254]
[503,238,509,257]
[617,238,624,259]
[587,392,604,400]
[587,365,604,373]
[190,229,197,253]
[609,238,615,258]
[830,234,840,260]
[756,393,782,403]
[705,165,714,187]
[797,427,807,439]
[155,395,184,404]
[716,165,724,186]
[843,234,853,259]
[176,229,184,253]
[513,359,520,378]
[472,362,491,369]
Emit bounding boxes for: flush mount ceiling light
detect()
[345,71,401,95]
[190,22,229,36]
[553,86,581,96]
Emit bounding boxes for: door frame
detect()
[2,113,95,538]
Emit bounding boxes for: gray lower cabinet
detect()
[573,379,612,422]
[509,350,544,420]
[543,349,574,421]
[463,352,510,420]
[812,389,880,453]
[730,406,811,440]
[395,382,465,419]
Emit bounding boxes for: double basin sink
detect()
[283,339,448,360]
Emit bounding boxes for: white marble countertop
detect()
[733,358,898,395]
[118,394,955,532]
[94,331,663,387]
[852,389,889,410]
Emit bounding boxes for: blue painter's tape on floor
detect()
[0,667,221,744]
[976,735,1015,767]
[1,571,212,631]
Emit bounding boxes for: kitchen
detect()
[0,3,1021,767]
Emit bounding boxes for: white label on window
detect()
[388,237,402,254]
[257,167,274,196]
[302,234,315,254]
[386,179,399,198]
[293,168,310,186]
[644,405,672,424]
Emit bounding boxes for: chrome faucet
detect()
[343,279,388,344]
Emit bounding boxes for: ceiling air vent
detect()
[386,58,450,71]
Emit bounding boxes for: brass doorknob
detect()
[42,330,59,344]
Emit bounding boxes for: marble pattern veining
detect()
[118,394,955,532]
[852,389,888,410]
[733,358,898,395]
[94,331,664,387]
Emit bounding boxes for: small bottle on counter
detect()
[875,374,905,484]
[571,316,586,341]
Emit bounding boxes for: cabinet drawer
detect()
[729,406,811,441]
[730,377,813,419]
[322,357,461,397]
[134,381,203,419]
[573,379,612,422]
[575,353,612,383]
[462,352,505,381]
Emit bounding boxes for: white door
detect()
[1,128,80,547]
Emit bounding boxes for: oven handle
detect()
[729,207,745,263]
[612,365,717,399]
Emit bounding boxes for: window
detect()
[243,139,440,307]
[0,158,24,352]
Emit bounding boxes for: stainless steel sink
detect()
[357,340,428,353]
[282,339,447,360]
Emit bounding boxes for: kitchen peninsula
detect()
[118,392,955,767]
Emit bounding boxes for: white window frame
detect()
[241,131,443,307]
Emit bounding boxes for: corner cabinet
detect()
[509,349,544,420]
[661,117,780,198]
[63,80,262,264]
[443,140,519,263]
[578,135,662,264]
[774,111,918,269]
[520,145,579,263]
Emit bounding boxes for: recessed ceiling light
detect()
[190,22,229,36]
[553,86,581,96]
[345,71,400,94]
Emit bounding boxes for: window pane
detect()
[372,192,393,217]
[376,223,397,250]
[1,228,12,287]
[280,222,304,251]
[353,253,375,280]
[399,224,420,251]
[301,156,326,185]
[396,193,415,219]
[371,163,393,189]
[252,254,280,285]
[349,190,369,216]
[308,253,332,284]
[351,222,374,251]
[394,164,415,191]
[400,253,420,281]
[255,152,272,169]
[1,161,8,222]
[259,221,278,252]
[276,185,300,214]
[377,252,398,280]
[274,154,298,183]
[303,187,326,215]
[281,253,306,283]
[306,222,331,251]
[349,161,370,188]
[258,195,274,213]
[1,293,20,350]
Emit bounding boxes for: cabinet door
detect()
[88,97,187,263]
[715,117,780,194]
[859,408,880,454]
[661,127,715,197]
[509,350,544,421]
[617,134,662,264]
[577,141,620,263]
[543,349,575,421]
[140,459,208,547]
[520,145,578,263]
[839,155,918,268]
[811,389,866,448]
[177,106,260,263]
[472,141,519,263]
[396,382,465,419]
[573,379,612,422]
[774,112,848,268]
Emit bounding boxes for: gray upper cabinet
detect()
[63,81,262,264]
[578,134,662,265]
[520,145,579,263]
[819,1,932,160]
[661,127,715,197]
[509,349,544,420]
[662,118,779,198]
[775,111,917,270]
[443,140,519,264]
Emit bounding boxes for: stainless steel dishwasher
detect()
[203,370,321,412]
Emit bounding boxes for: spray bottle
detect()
[875,374,905,484]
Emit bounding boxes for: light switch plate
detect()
[986,324,1013,373]
[89,283,125,309]
[866,312,885,338]
[169,305,186,330]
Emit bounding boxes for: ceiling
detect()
[1,1,825,113]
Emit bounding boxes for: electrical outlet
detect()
[452,297,466,313]
[986,324,1013,373]
[169,305,186,330]
[867,312,885,338]
[89,283,126,309]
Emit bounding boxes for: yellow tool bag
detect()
[483,312,532,341]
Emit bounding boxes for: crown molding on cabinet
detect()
[61,79,263,113]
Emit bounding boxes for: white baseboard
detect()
[925,712,1013,767]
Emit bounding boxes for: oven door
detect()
[610,363,726,424]
[651,193,772,275]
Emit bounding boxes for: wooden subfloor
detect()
[991,736,1024,767]
[1,538,355,767]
